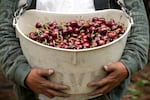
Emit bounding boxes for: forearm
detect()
[120,0,149,76]
[0,0,31,87]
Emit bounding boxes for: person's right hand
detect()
[25,68,70,98]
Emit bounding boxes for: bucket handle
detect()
[13,0,134,27]
[13,0,32,27]
[117,0,134,26]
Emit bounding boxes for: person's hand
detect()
[25,68,70,98]
[87,62,128,96]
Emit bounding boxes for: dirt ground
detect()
[121,62,150,100]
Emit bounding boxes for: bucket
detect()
[14,9,132,100]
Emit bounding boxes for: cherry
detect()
[100,27,108,35]
[111,24,118,31]
[71,33,78,37]
[116,28,124,34]
[98,40,105,46]
[35,22,42,28]
[44,30,50,35]
[69,20,78,27]
[29,32,37,40]
[39,33,49,42]
[67,26,73,33]
[75,40,81,45]
[92,17,99,22]
[92,41,98,47]
[28,17,125,49]
[77,20,85,27]
[48,42,54,46]
[106,20,115,27]
[99,18,106,23]
[48,36,53,41]
[62,28,68,35]
[77,45,83,49]
[74,28,80,34]
[51,29,59,37]
[83,42,90,48]
[107,32,116,39]
[89,26,96,32]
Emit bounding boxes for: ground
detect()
[0,63,150,100]
[121,63,150,100]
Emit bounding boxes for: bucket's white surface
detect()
[15,9,131,100]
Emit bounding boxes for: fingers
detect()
[41,80,70,98]
[87,78,108,96]
[46,89,70,97]
[48,69,54,75]
[87,62,128,96]
[103,64,115,72]
[44,92,54,98]
[38,69,70,90]
[42,89,69,98]
[26,68,70,98]
[87,77,108,87]
[88,85,110,96]
[43,80,70,90]
[87,77,114,96]
[39,78,70,98]
[37,68,54,77]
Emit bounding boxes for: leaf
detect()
[128,89,141,96]
[131,95,138,100]
[136,80,149,87]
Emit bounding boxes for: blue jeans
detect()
[89,94,112,100]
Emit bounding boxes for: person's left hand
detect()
[87,62,128,96]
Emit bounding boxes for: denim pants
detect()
[89,94,112,100]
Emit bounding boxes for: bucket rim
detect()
[16,9,132,52]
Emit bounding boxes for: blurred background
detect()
[0,0,150,100]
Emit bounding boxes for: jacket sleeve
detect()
[0,0,31,87]
[120,0,149,76]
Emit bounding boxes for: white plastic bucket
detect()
[15,9,132,100]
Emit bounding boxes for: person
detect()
[0,0,149,100]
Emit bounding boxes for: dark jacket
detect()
[0,0,149,100]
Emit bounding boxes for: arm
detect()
[120,0,149,76]
[0,0,31,87]
[88,0,149,97]
[0,1,70,98]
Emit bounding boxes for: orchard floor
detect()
[0,63,150,100]
[121,62,150,100]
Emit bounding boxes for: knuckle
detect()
[33,68,41,74]
[37,69,42,74]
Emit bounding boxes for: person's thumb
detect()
[39,68,54,77]
[103,64,115,72]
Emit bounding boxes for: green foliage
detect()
[128,88,142,96]
[131,95,138,100]
[136,80,149,87]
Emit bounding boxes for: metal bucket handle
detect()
[13,0,32,27]
[117,0,134,25]
[13,0,134,27]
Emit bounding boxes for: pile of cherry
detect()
[28,17,125,49]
